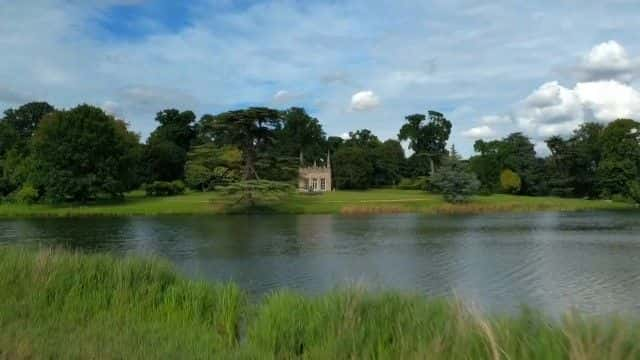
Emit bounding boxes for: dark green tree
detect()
[202,107,282,180]
[398,111,452,175]
[30,104,141,202]
[184,144,242,191]
[278,107,326,164]
[145,109,197,181]
[373,139,406,186]
[332,146,374,189]
[597,119,640,196]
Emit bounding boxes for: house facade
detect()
[298,153,332,192]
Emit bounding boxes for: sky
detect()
[2,0,640,157]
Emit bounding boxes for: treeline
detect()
[0,101,639,203]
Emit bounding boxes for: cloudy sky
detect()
[2,0,640,156]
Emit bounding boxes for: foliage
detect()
[597,119,640,196]
[278,107,326,164]
[628,181,640,204]
[145,109,197,182]
[219,180,294,210]
[1,102,55,148]
[12,184,39,204]
[429,153,480,203]
[373,140,405,186]
[184,144,241,191]
[332,146,374,189]
[398,110,452,175]
[472,133,543,195]
[29,104,141,202]
[201,108,282,180]
[500,169,521,194]
[144,180,186,197]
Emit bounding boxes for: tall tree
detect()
[203,107,282,180]
[278,107,326,164]
[597,119,640,196]
[146,109,197,181]
[30,104,140,202]
[398,111,452,175]
[2,102,56,142]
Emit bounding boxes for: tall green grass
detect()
[1,246,639,359]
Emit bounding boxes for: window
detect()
[312,178,318,190]
[320,178,326,191]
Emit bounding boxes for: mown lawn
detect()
[1,246,639,359]
[0,189,633,217]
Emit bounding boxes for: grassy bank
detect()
[1,246,639,359]
[0,189,633,217]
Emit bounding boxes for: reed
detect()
[1,246,639,359]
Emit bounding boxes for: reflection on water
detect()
[1,211,640,316]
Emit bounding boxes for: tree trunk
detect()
[429,157,435,176]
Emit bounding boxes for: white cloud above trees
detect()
[350,91,380,111]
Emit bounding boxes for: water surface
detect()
[2,211,639,316]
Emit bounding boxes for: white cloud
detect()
[480,115,511,125]
[516,80,640,138]
[340,132,350,140]
[273,90,301,104]
[462,125,496,139]
[350,90,380,111]
[576,41,639,82]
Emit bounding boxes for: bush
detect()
[12,184,39,204]
[144,180,186,197]
[500,169,521,194]
[629,181,640,204]
[430,156,480,203]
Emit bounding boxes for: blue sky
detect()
[2,0,640,156]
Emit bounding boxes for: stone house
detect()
[298,152,332,192]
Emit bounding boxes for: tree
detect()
[597,119,640,196]
[398,111,452,175]
[30,104,141,202]
[628,181,640,204]
[220,180,294,211]
[184,144,241,191]
[332,146,373,189]
[146,109,197,181]
[2,102,55,142]
[201,108,282,180]
[429,152,480,203]
[373,140,405,186]
[278,107,326,164]
[500,169,521,194]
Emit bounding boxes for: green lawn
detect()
[0,189,633,217]
[1,246,639,359]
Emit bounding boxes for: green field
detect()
[1,246,638,359]
[0,189,633,217]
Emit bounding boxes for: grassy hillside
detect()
[0,189,632,217]
[1,246,639,359]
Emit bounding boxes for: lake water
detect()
[2,211,639,316]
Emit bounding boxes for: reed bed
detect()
[1,246,639,359]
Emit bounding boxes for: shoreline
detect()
[0,189,634,218]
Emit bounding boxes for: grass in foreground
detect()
[0,189,634,217]
[1,246,639,359]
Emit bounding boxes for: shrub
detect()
[144,180,186,197]
[627,181,640,204]
[500,169,521,194]
[430,156,480,203]
[13,184,39,204]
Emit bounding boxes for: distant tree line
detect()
[0,101,638,204]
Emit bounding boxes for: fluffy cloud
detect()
[516,80,640,138]
[350,90,380,111]
[576,41,639,83]
[462,125,496,139]
[480,115,512,125]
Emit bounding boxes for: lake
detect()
[2,211,639,316]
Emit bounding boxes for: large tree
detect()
[278,107,326,164]
[146,109,197,181]
[398,111,452,175]
[202,107,282,180]
[332,146,373,190]
[597,119,640,196]
[30,104,141,202]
